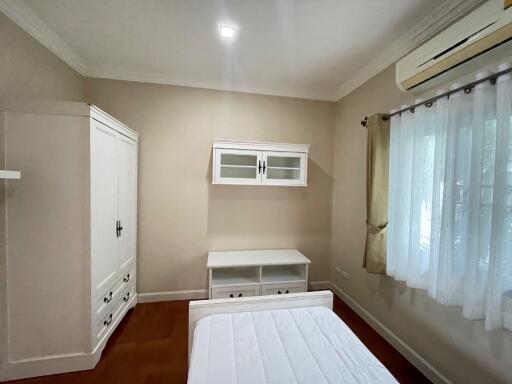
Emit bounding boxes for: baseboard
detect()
[309,280,331,290]
[138,282,331,303]
[328,282,451,384]
[1,351,96,382]
[137,289,208,303]
[1,294,138,382]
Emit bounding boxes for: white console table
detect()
[207,249,311,299]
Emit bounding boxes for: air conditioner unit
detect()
[396,0,512,92]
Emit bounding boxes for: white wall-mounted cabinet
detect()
[0,100,138,381]
[212,140,309,186]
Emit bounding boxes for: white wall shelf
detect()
[207,249,311,299]
[212,140,309,186]
[261,265,305,283]
[0,170,21,179]
[211,267,260,287]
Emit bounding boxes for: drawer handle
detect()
[103,291,113,303]
[123,292,131,302]
[123,274,130,283]
[104,313,113,327]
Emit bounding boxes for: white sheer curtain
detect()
[387,64,512,331]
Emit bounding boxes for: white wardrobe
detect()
[0,100,138,381]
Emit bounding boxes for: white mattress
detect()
[188,306,398,384]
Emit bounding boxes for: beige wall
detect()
[0,13,84,101]
[85,78,335,293]
[4,12,511,381]
[332,64,512,384]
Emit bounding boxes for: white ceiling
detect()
[1,0,481,100]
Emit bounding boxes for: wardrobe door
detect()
[117,134,137,272]
[91,120,119,296]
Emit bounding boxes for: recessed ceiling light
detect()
[219,25,237,39]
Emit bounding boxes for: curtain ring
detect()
[409,107,415,113]
[425,101,433,108]
[490,78,497,85]
[464,87,472,94]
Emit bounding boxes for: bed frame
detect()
[188,290,333,359]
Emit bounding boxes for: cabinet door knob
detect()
[123,274,130,283]
[285,290,290,294]
[229,294,234,298]
[104,313,113,327]
[103,291,113,303]
[277,290,282,294]
[238,293,242,297]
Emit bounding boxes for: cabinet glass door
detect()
[262,152,307,186]
[214,149,262,184]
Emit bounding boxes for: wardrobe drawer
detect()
[94,280,117,320]
[120,282,136,306]
[261,282,306,296]
[94,266,135,320]
[94,289,129,345]
[119,265,135,288]
[211,284,260,299]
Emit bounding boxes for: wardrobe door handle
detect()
[258,160,262,174]
[116,220,124,237]
[262,161,266,174]
[103,291,113,303]
[123,274,130,283]
[104,313,113,327]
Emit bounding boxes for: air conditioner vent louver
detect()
[397,0,512,92]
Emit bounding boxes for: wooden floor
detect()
[9,293,430,384]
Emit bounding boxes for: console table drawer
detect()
[211,285,260,299]
[261,281,306,296]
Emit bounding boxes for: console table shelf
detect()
[207,249,310,299]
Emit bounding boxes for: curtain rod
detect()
[360,65,512,128]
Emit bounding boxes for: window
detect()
[387,67,512,331]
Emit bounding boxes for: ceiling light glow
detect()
[219,25,236,39]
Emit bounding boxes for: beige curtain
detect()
[363,114,390,274]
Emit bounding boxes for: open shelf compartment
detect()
[261,264,306,283]
[211,266,260,287]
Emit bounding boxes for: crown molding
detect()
[86,67,338,101]
[0,0,87,75]
[0,0,483,102]
[334,0,484,101]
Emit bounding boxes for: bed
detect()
[188,291,397,384]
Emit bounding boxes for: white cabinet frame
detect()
[212,140,309,186]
